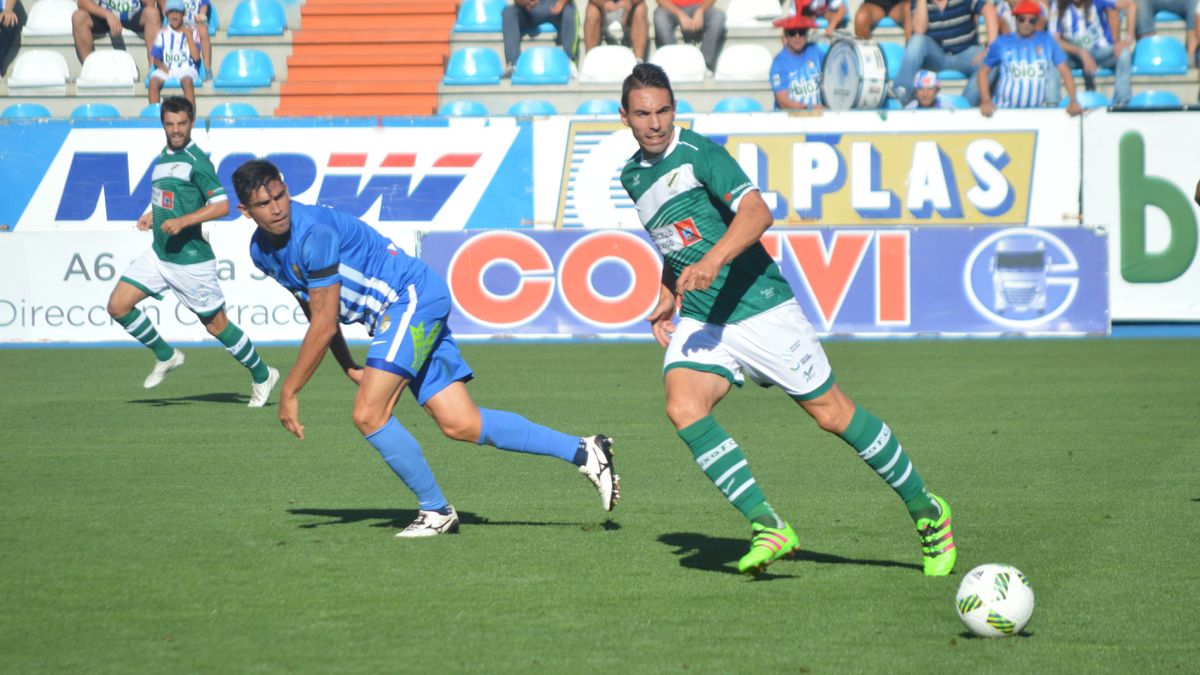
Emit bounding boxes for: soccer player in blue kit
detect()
[232,159,618,537]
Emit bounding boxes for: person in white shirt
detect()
[148,0,200,108]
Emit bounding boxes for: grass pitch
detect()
[1,339,1197,673]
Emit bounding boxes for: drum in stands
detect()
[821,39,888,110]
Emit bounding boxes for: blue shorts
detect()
[364,280,473,406]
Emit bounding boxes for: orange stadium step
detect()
[277,1,455,117]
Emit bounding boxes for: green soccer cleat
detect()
[737,522,800,575]
[917,493,957,576]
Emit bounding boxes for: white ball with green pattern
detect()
[955,563,1035,638]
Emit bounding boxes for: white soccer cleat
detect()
[578,435,619,511]
[395,506,461,538]
[143,349,185,389]
[247,366,279,408]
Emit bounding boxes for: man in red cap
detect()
[769,11,825,110]
[978,0,1081,115]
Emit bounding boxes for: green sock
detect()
[215,322,270,383]
[115,308,174,361]
[679,415,782,528]
[840,406,938,522]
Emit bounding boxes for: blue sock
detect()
[477,408,580,464]
[365,418,448,512]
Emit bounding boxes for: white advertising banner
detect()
[1082,111,1200,321]
[0,230,418,344]
[536,109,1083,230]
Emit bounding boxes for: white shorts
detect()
[149,64,200,83]
[121,249,225,317]
[663,298,835,400]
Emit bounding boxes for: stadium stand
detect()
[212,47,275,88]
[454,0,505,33]
[444,46,503,84]
[650,43,707,83]
[938,93,971,109]
[76,49,140,91]
[880,40,904,82]
[139,101,161,117]
[713,43,773,82]
[713,95,763,112]
[1063,90,1111,108]
[725,0,785,29]
[574,97,620,113]
[1132,35,1189,75]
[21,0,72,37]
[209,100,260,116]
[1128,89,1184,107]
[6,48,69,91]
[578,44,637,83]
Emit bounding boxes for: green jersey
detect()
[620,127,793,325]
[149,140,227,265]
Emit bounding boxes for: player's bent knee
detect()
[352,406,391,436]
[665,399,710,430]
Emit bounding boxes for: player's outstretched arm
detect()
[279,283,340,439]
[296,296,362,383]
[676,190,773,295]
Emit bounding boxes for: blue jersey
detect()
[770,45,825,108]
[984,32,1065,107]
[912,0,989,54]
[1050,0,1116,51]
[249,202,430,336]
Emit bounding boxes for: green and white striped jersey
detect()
[149,140,227,265]
[620,127,793,325]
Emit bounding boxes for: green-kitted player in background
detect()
[617,64,956,576]
[105,95,279,406]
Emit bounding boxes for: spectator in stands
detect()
[73,0,161,64]
[769,11,824,109]
[855,0,910,39]
[0,0,26,78]
[148,0,200,108]
[996,0,1049,32]
[162,0,212,80]
[584,0,648,61]
[894,0,999,106]
[979,0,1082,114]
[1049,0,1134,107]
[905,69,948,106]
[653,0,726,73]
[1134,0,1194,53]
[502,0,578,77]
[785,0,849,38]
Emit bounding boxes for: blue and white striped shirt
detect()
[984,31,1066,107]
[250,202,428,336]
[151,25,200,69]
[913,0,989,54]
[1049,0,1116,51]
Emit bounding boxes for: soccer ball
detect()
[955,563,1035,638]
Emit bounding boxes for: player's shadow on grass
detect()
[957,631,1035,640]
[658,532,922,577]
[128,392,252,407]
[288,507,621,531]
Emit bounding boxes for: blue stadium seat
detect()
[938,94,971,109]
[1133,36,1189,75]
[884,97,902,109]
[1070,67,1114,77]
[207,2,219,35]
[1154,10,1183,21]
[1127,90,1183,108]
[2,102,53,118]
[507,99,557,116]
[879,41,904,82]
[575,98,621,114]
[439,99,490,116]
[226,0,287,37]
[443,47,503,85]
[937,69,967,81]
[212,49,275,88]
[713,96,763,112]
[512,46,572,85]
[877,17,899,28]
[70,103,122,118]
[524,21,557,38]
[1061,90,1110,108]
[140,102,162,118]
[675,99,694,113]
[454,0,505,32]
[209,102,260,117]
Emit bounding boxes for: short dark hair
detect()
[621,63,675,111]
[160,95,194,122]
[232,159,283,204]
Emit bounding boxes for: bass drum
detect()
[821,38,889,110]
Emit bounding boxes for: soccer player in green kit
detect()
[618,64,957,576]
[105,96,278,406]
